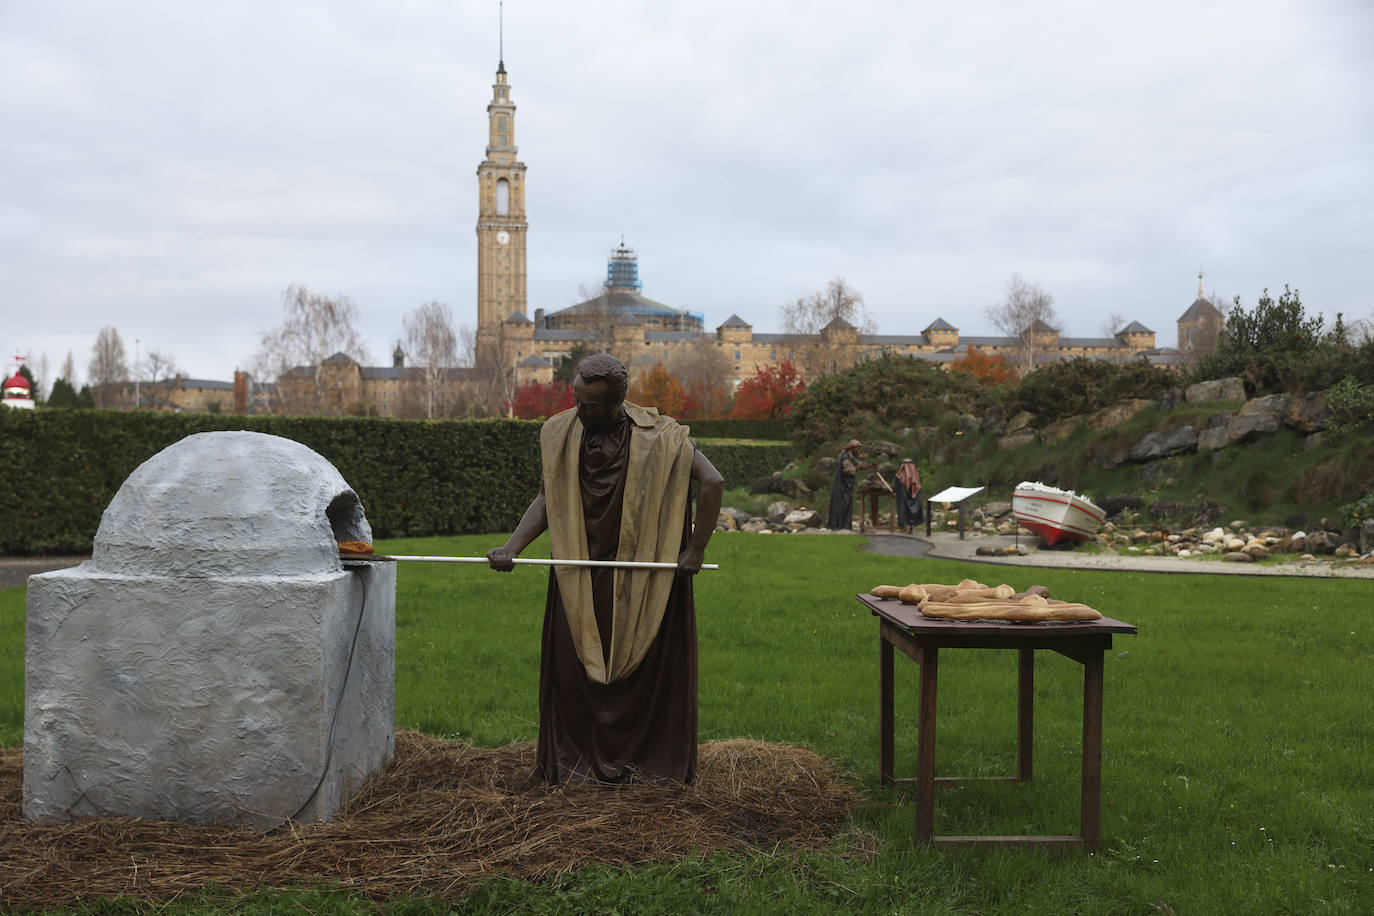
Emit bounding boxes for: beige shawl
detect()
[541,401,695,684]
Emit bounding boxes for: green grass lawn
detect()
[3,533,1373,913]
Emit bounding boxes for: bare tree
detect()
[665,339,735,417]
[461,319,522,417]
[571,277,622,354]
[402,300,459,418]
[88,326,130,407]
[985,274,1060,374]
[137,349,181,408]
[779,277,872,379]
[60,350,76,388]
[1100,313,1127,338]
[254,285,370,415]
[36,352,50,402]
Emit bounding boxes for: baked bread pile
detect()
[336,540,375,556]
[868,578,1101,622]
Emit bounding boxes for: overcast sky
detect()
[4,0,1372,388]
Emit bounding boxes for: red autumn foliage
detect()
[509,380,574,419]
[950,349,1018,386]
[730,360,806,419]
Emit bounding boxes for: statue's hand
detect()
[487,545,517,572]
[676,545,705,576]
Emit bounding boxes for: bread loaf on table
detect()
[919,592,1101,622]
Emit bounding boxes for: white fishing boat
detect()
[1012,481,1106,546]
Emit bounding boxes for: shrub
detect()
[1190,286,1358,395]
[1341,491,1374,527]
[1006,357,1178,424]
[730,360,806,419]
[1326,376,1374,437]
[510,380,573,419]
[790,356,990,451]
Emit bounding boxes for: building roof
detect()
[822,316,856,331]
[718,313,751,329]
[518,354,552,367]
[1119,320,1153,333]
[861,333,932,346]
[174,378,234,391]
[548,289,694,323]
[923,318,957,332]
[1179,297,1224,322]
[504,311,533,325]
[1059,337,1124,348]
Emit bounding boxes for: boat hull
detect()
[1012,484,1106,546]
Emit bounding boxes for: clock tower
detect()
[476,59,528,362]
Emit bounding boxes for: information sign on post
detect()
[927,485,986,540]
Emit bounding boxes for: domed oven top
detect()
[91,431,372,578]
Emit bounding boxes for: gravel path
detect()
[0,556,88,590]
[863,531,1374,579]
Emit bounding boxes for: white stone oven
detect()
[24,431,396,827]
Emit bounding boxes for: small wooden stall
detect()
[856,480,897,533]
[859,593,1136,851]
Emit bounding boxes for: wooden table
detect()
[859,593,1136,851]
[857,485,895,533]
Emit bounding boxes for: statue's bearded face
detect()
[572,375,621,432]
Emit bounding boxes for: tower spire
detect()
[1197,269,1204,299]
[498,1,504,71]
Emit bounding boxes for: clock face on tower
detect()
[496,231,510,245]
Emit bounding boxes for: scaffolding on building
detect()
[606,242,642,291]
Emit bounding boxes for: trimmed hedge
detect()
[694,441,795,493]
[0,409,543,554]
[0,409,791,555]
[680,418,790,440]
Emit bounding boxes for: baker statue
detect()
[488,353,724,784]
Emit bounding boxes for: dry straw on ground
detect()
[0,731,859,909]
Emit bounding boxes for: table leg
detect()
[1081,651,1104,851]
[1017,648,1034,783]
[880,635,894,787]
[916,645,939,843]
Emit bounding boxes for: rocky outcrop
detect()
[980,405,1007,435]
[997,430,1036,450]
[1088,398,1154,431]
[1284,392,1329,433]
[1196,414,1232,452]
[1039,416,1082,443]
[1130,426,1197,462]
[749,472,811,499]
[1186,377,1245,403]
[1231,394,1287,442]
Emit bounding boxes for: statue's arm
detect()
[487,484,549,571]
[678,448,724,575]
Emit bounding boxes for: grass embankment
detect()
[784,411,1374,529]
[2,533,1372,912]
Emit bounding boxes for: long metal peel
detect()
[345,554,719,570]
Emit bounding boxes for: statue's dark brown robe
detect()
[536,413,698,784]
